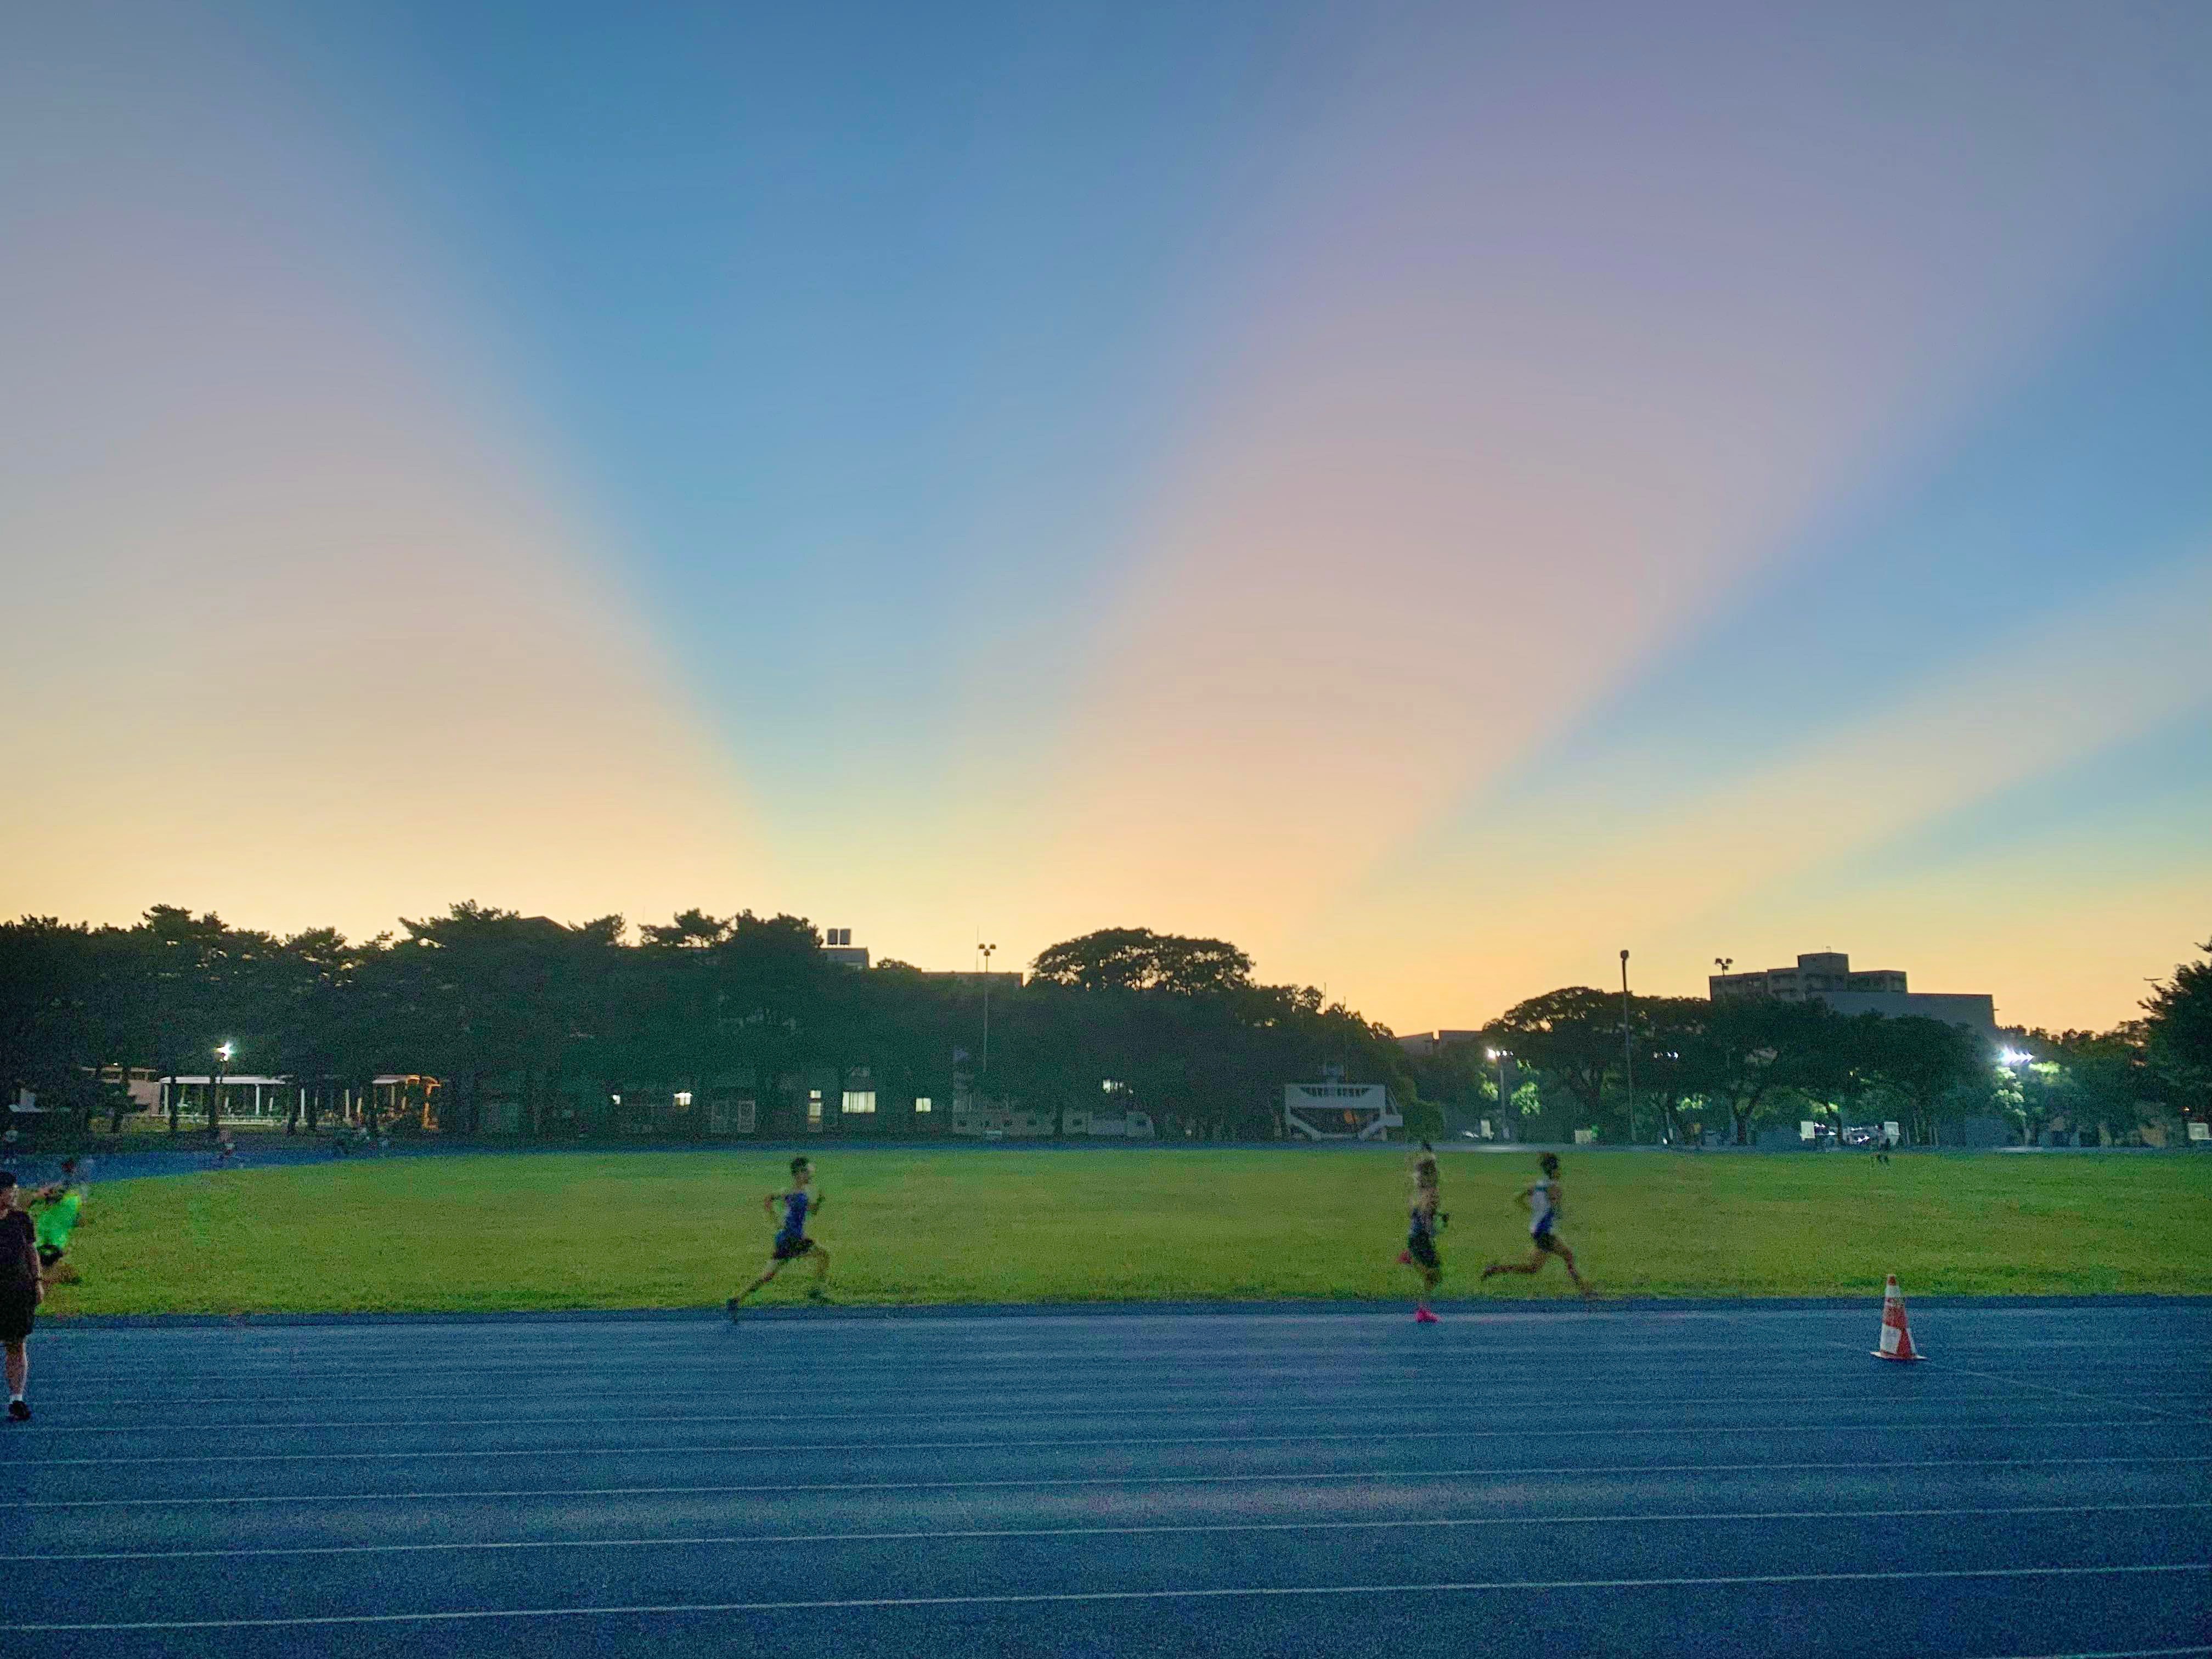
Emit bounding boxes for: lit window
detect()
[841,1091,877,1115]
[913,1097,932,1114]
[674,1091,693,1108]
[807,1090,823,1124]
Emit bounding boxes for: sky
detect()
[4,0,2209,1034]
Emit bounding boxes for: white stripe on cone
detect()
[1872,1273,1923,1362]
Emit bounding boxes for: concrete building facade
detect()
[1709,952,1995,1035]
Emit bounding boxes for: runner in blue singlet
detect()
[728,1156,832,1315]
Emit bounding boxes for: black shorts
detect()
[1533,1228,1564,1254]
[772,1237,816,1262]
[1405,1228,1441,1272]
[0,1286,34,1344]
[37,1245,63,1268]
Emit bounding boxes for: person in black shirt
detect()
[1,1170,41,1421]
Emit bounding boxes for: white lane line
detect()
[38,1381,2134,1420]
[31,1415,2193,1469]
[1979,1648,2212,1658]
[30,1357,1885,1383]
[1827,1341,2207,1425]
[14,1453,2208,1510]
[1938,1363,2205,1425]
[35,1341,1957,1372]
[30,1400,2121,1435]
[12,1501,2207,1564]
[16,1562,2207,1632]
[50,1338,2203,1362]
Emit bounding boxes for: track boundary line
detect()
[14,1452,2208,1510]
[17,1562,2205,1631]
[41,1291,2212,1329]
[41,1293,2212,1329]
[32,1390,2148,1431]
[12,1501,2205,1564]
[32,1415,2200,1470]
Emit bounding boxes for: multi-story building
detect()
[1709,951,1995,1035]
[821,928,870,970]
[1395,1029,1486,1058]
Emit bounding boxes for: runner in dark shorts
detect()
[1398,1142,1444,1323]
[1,1171,42,1421]
[729,1156,832,1314]
[1482,1152,1595,1300]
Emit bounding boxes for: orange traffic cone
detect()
[1871,1274,1923,1362]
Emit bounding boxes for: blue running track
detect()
[3,1300,2207,1657]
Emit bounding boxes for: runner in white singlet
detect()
[1481,1152,1594,1299]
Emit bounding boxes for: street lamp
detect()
[1486,1048,1513,1143]
[1620,950,1636,1145]
[211,1042,235,1139]
[978,943,997,1082]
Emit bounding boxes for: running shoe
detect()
[1413,1308,1440,1324]
[805,1288,832,1304]
[725,1296,744,1321]
[1396,1250,1412,1265]
[7,1399,28,1421]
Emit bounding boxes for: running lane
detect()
[2,1302,2207,1658]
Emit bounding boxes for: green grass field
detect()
[35,1147,2212,1316]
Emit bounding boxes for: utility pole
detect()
[1620,950,1635,1144]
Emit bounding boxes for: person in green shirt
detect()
[34,1158,85,1285]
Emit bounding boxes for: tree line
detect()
[0,910,1419,1142]
[1408,960,2210,1148]
[1,906,2205,1148]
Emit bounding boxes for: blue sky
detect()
[5,1,2209,1029]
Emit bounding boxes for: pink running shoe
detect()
[1396,1250,1413,1266]
[1413,1308,1440,1324]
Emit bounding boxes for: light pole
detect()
[1486,1048,1513,1143]
[1620,950,1635,1145]
[978,943,997,1086]
[211,1041,234,1140]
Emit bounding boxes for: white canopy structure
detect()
[1283,1082,1402,1141]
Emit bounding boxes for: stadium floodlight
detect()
[1997,1048,2032,1068]
[215,1042,235,1063]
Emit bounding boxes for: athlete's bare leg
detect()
[732,1256,784,1304]
[1483,1243,1593,1297]
[1481,1249,1549,1279]
[1549,1240,1597,1299]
